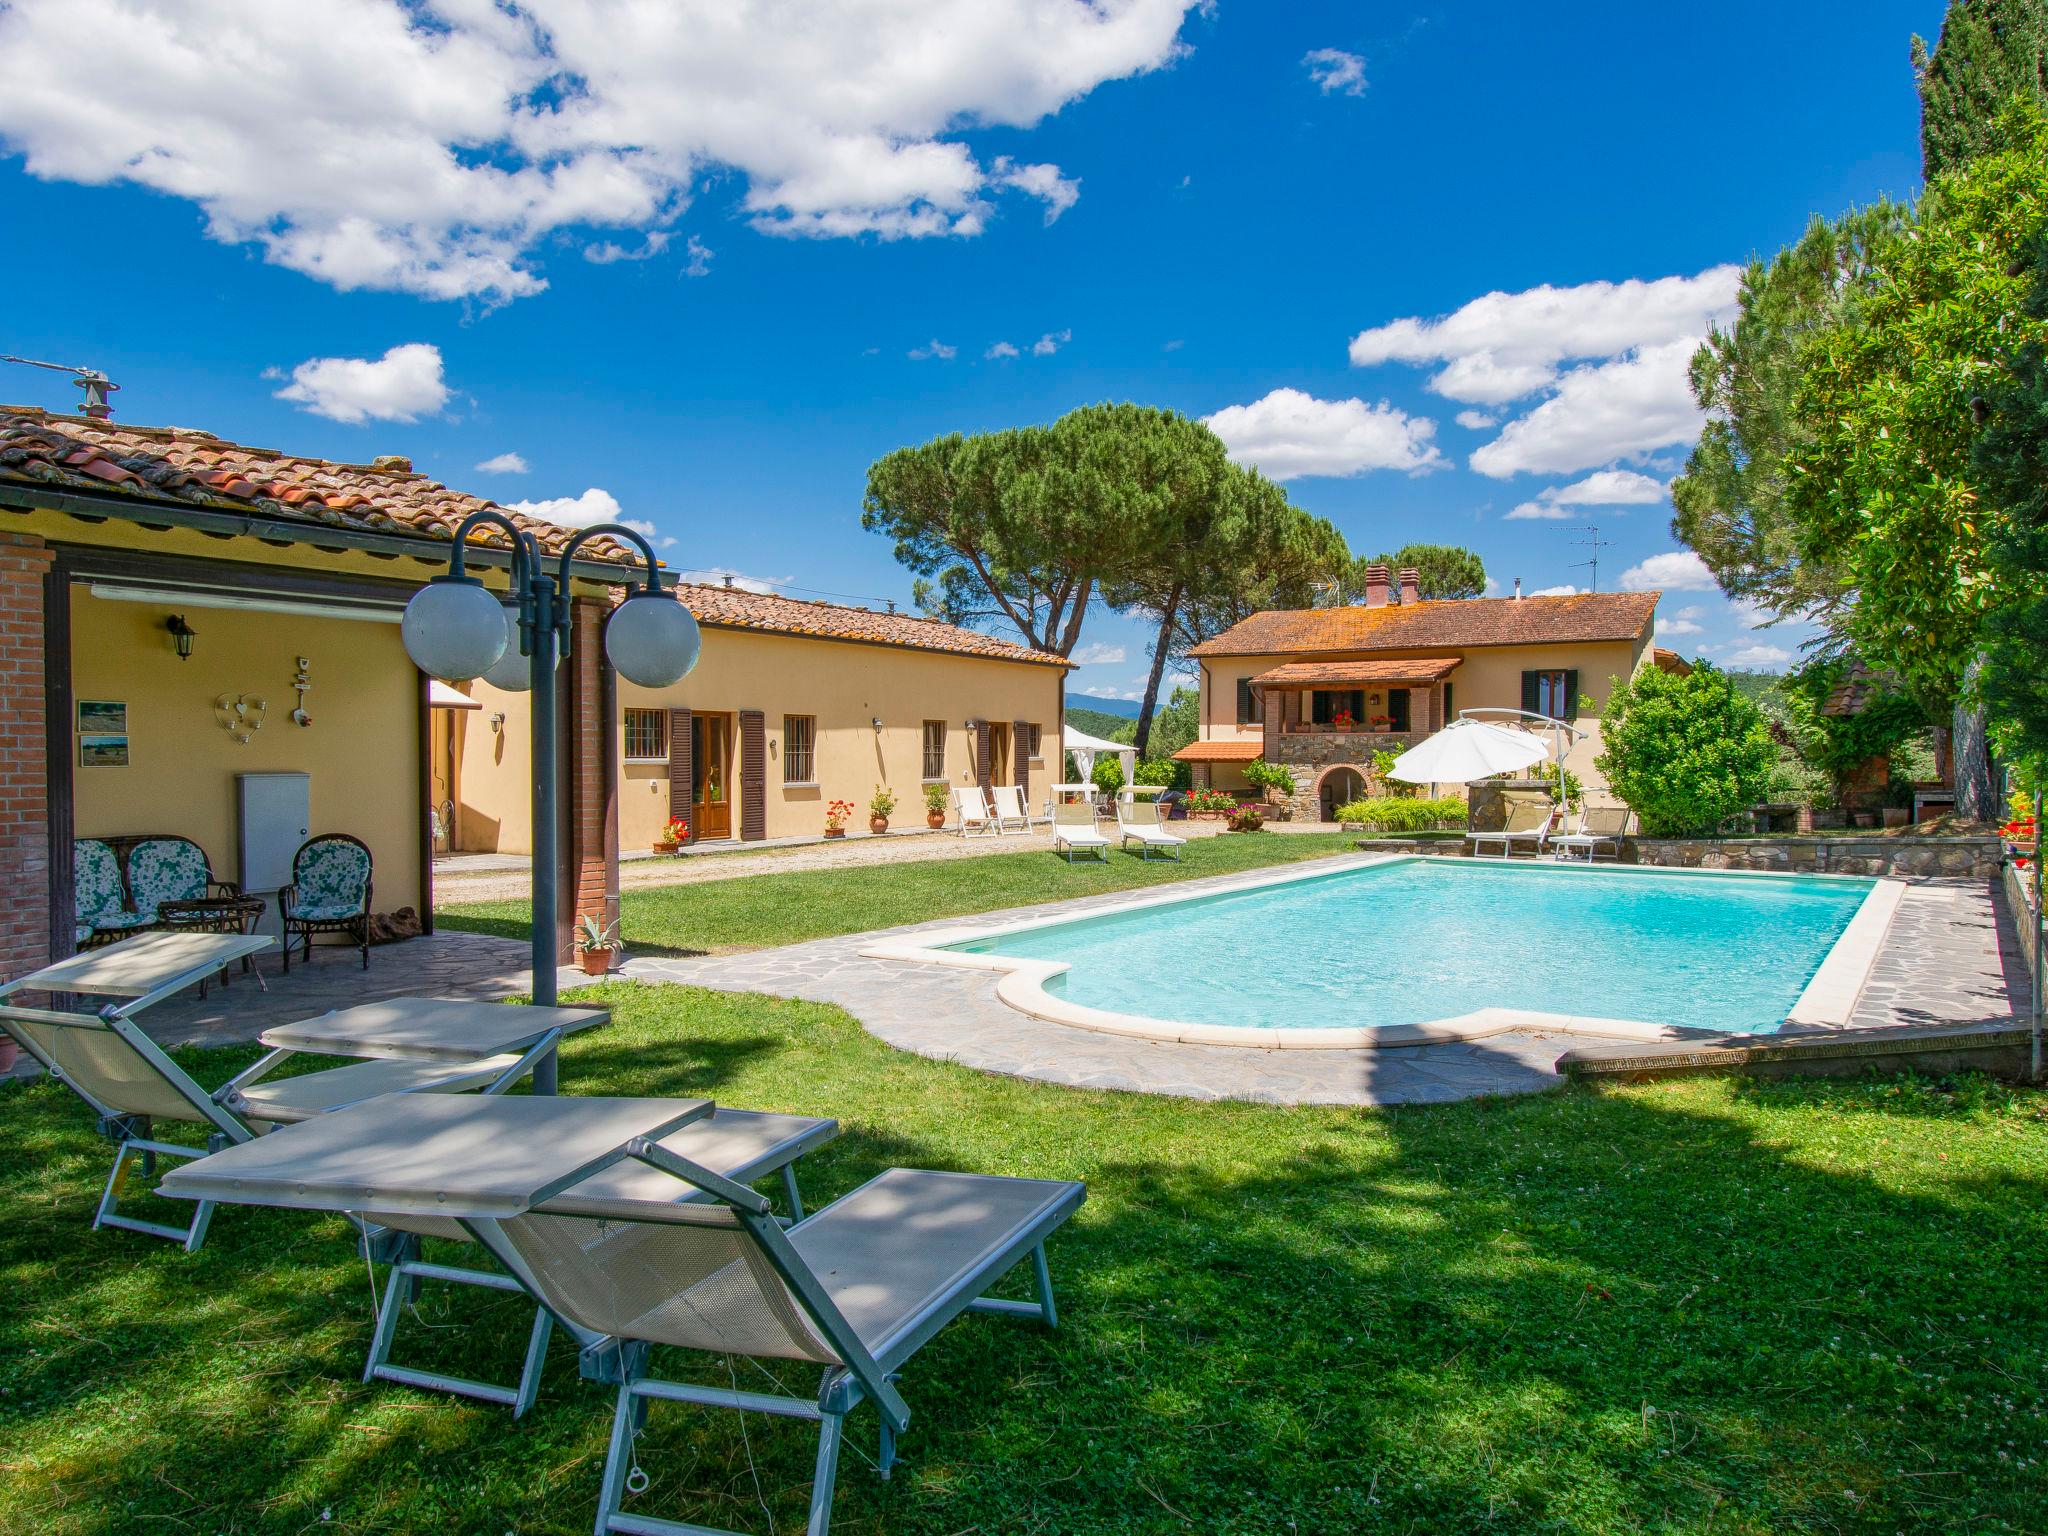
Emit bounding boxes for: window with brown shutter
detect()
[622,707,666,761]
[739,709,766,841]
[921,720,946,780]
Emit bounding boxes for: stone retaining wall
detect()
[1629,835,2001,880]
[2003,857,2040,985]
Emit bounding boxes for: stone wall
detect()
[1629,835,2001,880]
[1273,730,1412,820]
[2003,857,2039,986]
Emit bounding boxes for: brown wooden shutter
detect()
[739,709,766,841]
[1013,720,1030,801]
[667,708,694,843]
[974,720,991,792]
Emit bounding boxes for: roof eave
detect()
[0,479,640,586]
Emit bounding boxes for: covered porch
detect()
[1250,656,1461,822]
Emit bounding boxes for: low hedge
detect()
[1333,794,1468,832]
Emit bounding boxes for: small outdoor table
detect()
[157,1092,710,1220]
[156,896,270,991]
[257,996,609,1096]
[0,929,274,1019]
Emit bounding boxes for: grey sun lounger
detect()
[362,1106,841,1415]
[160,1094,1085,1536]
[0,999,550,1251]
[1467,795,1554,858]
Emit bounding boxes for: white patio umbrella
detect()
[1386,717,1548,785]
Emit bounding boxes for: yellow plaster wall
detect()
[456,627,1065,851]
[68,588,425,910]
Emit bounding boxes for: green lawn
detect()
[3,983,2045,1534]
[438,830,1365,953]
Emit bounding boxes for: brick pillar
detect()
[559,595,618,965]
[0,534,53,980]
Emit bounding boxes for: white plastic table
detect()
[157,1093,710,1220]
[257,997,608,1094]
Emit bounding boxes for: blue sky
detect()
[0,1,1940,699]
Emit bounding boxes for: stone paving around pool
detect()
[11,859,2020,1109]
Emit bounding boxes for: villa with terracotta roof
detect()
[451,580,1068,851]
[1179,562,1663,819]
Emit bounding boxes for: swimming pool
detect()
[895,857,1894,1046]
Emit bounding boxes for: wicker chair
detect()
[279,834,373,971]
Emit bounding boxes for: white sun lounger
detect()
[990,783,1036,833]
[954,784,997,836]
[0,1001,541,1250]
[1051,798,1110,863]
[1116,796,1186,861]
[160,1094,1085,1536]
[1467,796,1554,858]
[362,1107,840,1415]
[1551,804,1634,862]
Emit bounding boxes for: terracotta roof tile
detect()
[671,580,1069,667]
[1251,657,1461,688]
[1173,740,1263,762]
[1187,591,1658,656]
[0,407,634,565]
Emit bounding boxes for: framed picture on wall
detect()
[77,700,126,733]
[79,735,129,768]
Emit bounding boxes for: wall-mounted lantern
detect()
[165,614,196,660]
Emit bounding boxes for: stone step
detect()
[1558,1023,2040,1085]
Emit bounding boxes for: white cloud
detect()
[991,157,1080,224]
[509,487,623,528]
[1506,467,1668,519]
[1656,610,1704,637]
[1202,388,1443,481]
[908,338,957,360]
[272,342,448,424]
[583,230,671,264]
[0,0,1197,303]
[1031,328,1071,356]
[985,340,1021,359]
[1348,267,1739,478]
[1727,643,1794,668]
[1619,549,1717,593]
[1526,584,1581,598]
[1303,48,1366,96]
[1071,642,1126,665]
[1469,339,1708,478]
[1454,409,1497,430]
[681,235,713,278]
[1349,266,1740,401]
[475,452,529,474]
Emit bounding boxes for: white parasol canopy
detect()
[1386,717,1548,785]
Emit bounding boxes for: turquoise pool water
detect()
[948,859,1874,1034]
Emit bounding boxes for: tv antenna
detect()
[1,355,118,419]
[1571,524,1615,592]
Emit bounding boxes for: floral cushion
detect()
[292,838,370,923]
[74,840,139,929]
[126,838,211,916]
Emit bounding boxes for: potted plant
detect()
[575,913,622,975]
[868,784,897,835]
[1226,804,1265,833]
[653,813,689,854]
[1331,707,1354,731]
[924,781,950,829]
[1243,758,1293,807]
[824,798,855,838]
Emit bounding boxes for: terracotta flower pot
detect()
[579,949,613,976]
[927,810,946,829]
[869,816,889,835]
[824,826,846,838]
[652,841,678,856]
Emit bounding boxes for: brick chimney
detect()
[1363,562,1391,607]
[1397,567,1421,605]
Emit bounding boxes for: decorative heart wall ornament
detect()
[214,693,267,745]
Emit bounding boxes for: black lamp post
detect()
[401,511,699,1082]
